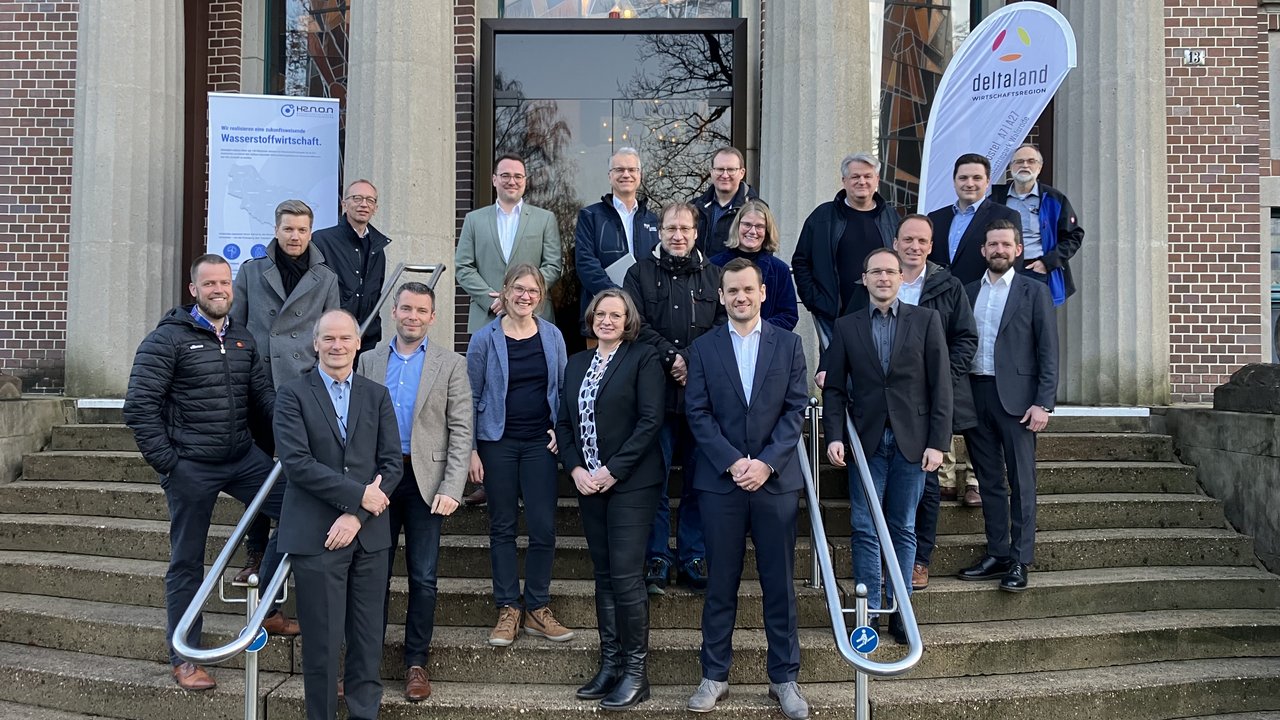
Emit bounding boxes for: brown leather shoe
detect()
[912,562,929,591]
[939,486,958,501]
[172,662,216,691]
[262,610,301,636]
[464,486,488,506]
[962,486,983,507]
[404,665,432,701]
[233,550,263,584]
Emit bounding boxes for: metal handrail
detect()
[173,262,447,675]
[804,322,923,678]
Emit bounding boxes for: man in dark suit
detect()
[956,219,1058,592]
[927,153,1022,285]
[274,309,403,720]
[822,247,952,643]
[682,258,810,720]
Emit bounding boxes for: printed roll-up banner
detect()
[917,2,1076,214]
[207,93,340,275]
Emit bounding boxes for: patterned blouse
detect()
[577,348,617,473]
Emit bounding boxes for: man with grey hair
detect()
[312,178,391,363]
[792,152,900,340]
[574,147,661,340]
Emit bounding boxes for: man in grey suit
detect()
[231,199,342,388]
[455,152,563,332]
[358,282,473,701]
[274,309,403,720]
[956,219,1058,592]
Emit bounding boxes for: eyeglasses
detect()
[509,284,541,298]
[610,166,640,175]
[496,173,526,181]
[1010,158,1042,167]
[712,166,743,176]
[864,268,901,277]
[662,225,696,233]
[346,195,378,205]
[739,222,767,233]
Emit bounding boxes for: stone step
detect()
[1175,714,1280,720]
[871,657,1280,720]
[4,550,1276,630]
[4,590,1275,687]
[1040,414,1151,433]
[50,424,137,452]
[1033,432,1175,462]
[0,514,1256,578]
[75,407,123,425]
[0,641,287,720]
[22,451,155,483]
[825,492,1224,534]
[0,700,114,719]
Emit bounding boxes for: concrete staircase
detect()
[0,409,1277,718]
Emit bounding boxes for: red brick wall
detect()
[454,0,476,353]
[209,2,242,92]
[0,2,76,391]
[1165,1,1268,403]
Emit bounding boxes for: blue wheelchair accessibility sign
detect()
[851,625,879,654]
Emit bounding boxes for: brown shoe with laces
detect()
[172,662,216,691]
[523,605,575,642]
[233,549,263,584]
[488,606,522,646]
[963,485,983,507]
[912,562,930,591]
[262,610,301,636]
[404,665,432,701]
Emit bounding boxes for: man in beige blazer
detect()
[455,152,563,332]
[357,281,473,702]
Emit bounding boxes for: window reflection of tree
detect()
[493,74,583,314]
[619,33,734,207]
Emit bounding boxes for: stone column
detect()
[760,0,874,369]
[343,4,457,348]
[66,4,185,397]
[1054,0,1169,404]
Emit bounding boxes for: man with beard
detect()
[956,219,1058,592]
[990,144,1086,306]
[123,254,299,691]
[624,202,726,594]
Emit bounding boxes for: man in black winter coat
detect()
[624,202,726,595]
[690,146,762,259]
[311,179,391,359]
[123,254,299,692]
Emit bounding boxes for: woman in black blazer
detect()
[556,288,666,710]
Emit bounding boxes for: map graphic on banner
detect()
[207,93,340,275]
[917,2,1076,214]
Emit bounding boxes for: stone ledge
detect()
[0,398,72,484]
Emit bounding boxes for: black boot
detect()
[576,591,622,700]
[600,600,650,710]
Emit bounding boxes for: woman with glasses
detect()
[556,288,665,710]
[466,263,572,648]
[708,199,799,331]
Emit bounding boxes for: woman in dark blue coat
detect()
[709,199,799,331]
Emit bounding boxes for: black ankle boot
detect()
[600,600,650,710]
[576,591,621,700]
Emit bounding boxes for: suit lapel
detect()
[595,341,630,398]
[888,305,910,369]
[713,325,749,408]
[850,311,885,380]
[279,269,317,312]
[487,206,504,259]
[263,261,287,304]
[343,375,362,442]
[747,324,777,407]
[999,276,1026,333]
[308,371,345,446]
[414,344,443,419]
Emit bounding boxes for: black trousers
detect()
[161,446,283,666]
[963,376,1038,564]
[478,435,559,609]
[579,483,664,610]
[293,542,390,720]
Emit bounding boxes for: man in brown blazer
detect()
[357,281,473,701]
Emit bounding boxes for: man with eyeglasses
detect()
[821,247,952,645]
[691,146,761,259]
[456,152,563,332]
[574,147,661,341]
[990,144,1085,306]
[312,179,391,364]
[624,202,726,595]
[793,152,901,341]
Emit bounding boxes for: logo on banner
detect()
[993,27,1031,62]
[251,244,268,259]
[223,243,241,260]
[973,26,1049,95]
[281,102,335,117]
[280,104,296,117]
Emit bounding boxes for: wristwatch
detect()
[1039,405,1053,413]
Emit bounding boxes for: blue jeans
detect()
[385,459,445,668]
[849,427,925,611]
[646,413,705,568]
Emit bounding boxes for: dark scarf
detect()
[277,244,311,297]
